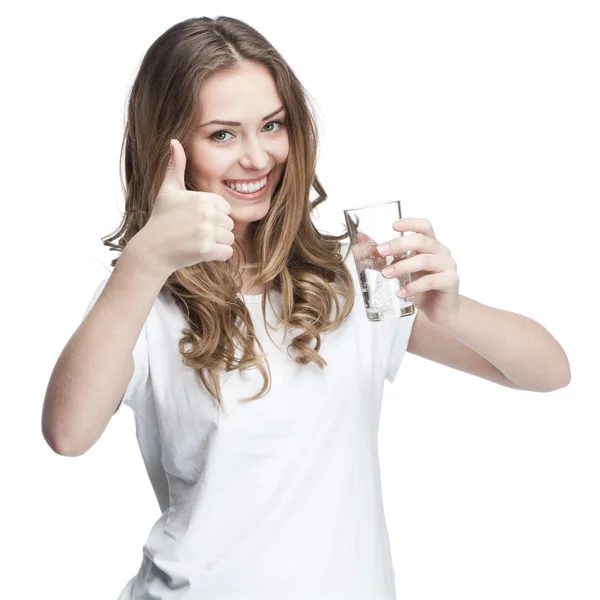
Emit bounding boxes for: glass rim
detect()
[343,199,402,213]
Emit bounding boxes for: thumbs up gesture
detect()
[132,140,236,277]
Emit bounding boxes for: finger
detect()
[210,193,233,216]
[209,227,235,261]
[215,211,235,232]
[380,233,438,256]
[356,231,376,244]
[212,243,235,262]
[393,218,437,240]
[401,270,456,295]
[159,139,187,193]
[381,253,433,279]
[215,227,235,246]
[353,242,387,269]
[353,231,380,261]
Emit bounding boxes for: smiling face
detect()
[189,62,290,241]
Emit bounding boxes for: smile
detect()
[221,172,271,200]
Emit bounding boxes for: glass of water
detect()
[343,200,415,322]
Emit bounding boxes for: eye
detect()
[209,120,286,144]
[263,120,285,133]
[210,130,233,143]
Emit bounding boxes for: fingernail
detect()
[377,244,390,254]
[393,220,405,228]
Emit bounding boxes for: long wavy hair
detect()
[102,16,356,412]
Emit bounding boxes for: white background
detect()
[3,1,598,598]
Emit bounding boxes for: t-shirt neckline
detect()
[237,291,265,303]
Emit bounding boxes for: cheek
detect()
[191,149,226,179]
[274,135,290,163]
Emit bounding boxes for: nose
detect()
[239,136,270,172]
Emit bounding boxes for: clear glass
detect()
[343,200,415,322]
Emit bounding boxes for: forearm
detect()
[440,294,571,392]
[42,238,170,455]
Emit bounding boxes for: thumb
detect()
[159,139,187,193]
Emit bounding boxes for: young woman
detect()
[42,16,571,600]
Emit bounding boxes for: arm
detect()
[41,236,169,457]
[408,293,571,393]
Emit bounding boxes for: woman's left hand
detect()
[375,218,460,325]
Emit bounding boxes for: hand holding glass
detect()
[343,200,415,322]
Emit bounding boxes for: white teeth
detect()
[225,176,267,193]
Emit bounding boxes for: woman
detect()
[41,16,570,600]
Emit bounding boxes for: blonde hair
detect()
[102,16,355,412]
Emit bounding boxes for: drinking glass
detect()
[343,200,415,322]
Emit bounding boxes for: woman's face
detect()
[189,62,290,240]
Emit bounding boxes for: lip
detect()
[221,172,271,201]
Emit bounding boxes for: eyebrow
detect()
[199,105,285,128]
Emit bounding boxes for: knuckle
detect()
[194,221,212,239]
[198,237,213,254]
[197,203,216,220]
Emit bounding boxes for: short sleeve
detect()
[82,278,151,415]
[385,307,418,384]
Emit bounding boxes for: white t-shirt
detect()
[82,242,418,600]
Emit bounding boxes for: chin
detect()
[232,200,270,217]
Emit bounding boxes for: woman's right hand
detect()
[131,139,236,277]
